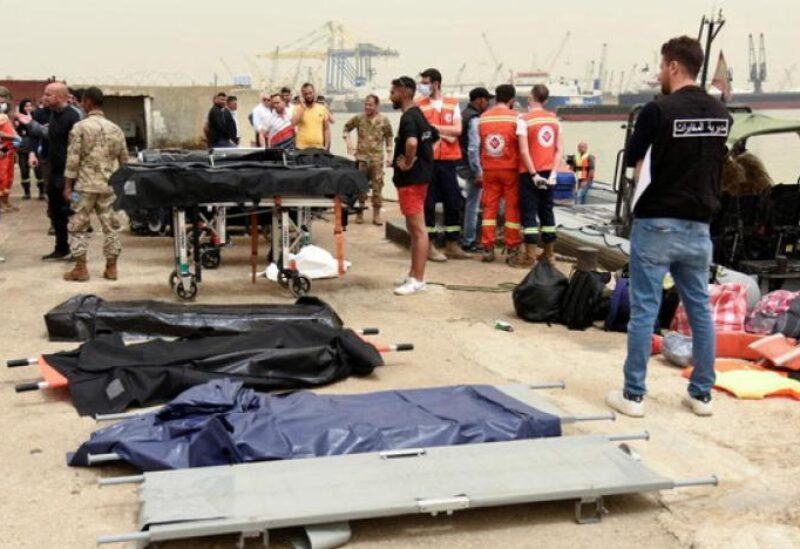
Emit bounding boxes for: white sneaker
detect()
[394,277,426,296]
[394,274,411,286]
[682,394,713,417]
[605,390,645,418]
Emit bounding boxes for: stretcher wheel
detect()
[201,248,221,269]
[175,277,198,301]
[290,275,311,297]
[278,269,293,289]
[169,270,178,289]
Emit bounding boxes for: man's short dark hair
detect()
[83,87,104,107]
[280,86,291,94]
[215,91,227,98]
[419,68,442,84]
[365,94,380,105]
[495,84,516,104]
[301,82,314,90]
[392,76,417,93]
[531,84,549,103]
[661,36,704,79]
[270,93,282,100]
[226,95,237,102]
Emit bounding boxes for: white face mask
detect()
[0,102,8,114]
[417,84,432,98]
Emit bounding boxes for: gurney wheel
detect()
[175,278,198,301]
[278,269,293,289]
[169,270,178,289]
[290,275,311,297]
[201,248,221,269]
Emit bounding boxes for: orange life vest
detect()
[416,96,462,161]
[518,108,560,173]
[478,105,520,171]
[575,151,593,180]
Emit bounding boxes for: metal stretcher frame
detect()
[170,196,345,300]
[98,432,717,548]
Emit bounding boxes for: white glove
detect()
[547,172,557,187]
[532,173,549,189]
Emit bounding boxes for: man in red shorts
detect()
[389,76,438,296]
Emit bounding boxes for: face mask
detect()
[417,84,432,98]
[0,102,8,114]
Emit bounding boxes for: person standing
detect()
[416,68,471,261]
[514,84,563,267]
[62,87,128,282]
[458,87,494,252]
[390,76,437,296]
[206,92,236,148]
[292,83,331,151]
[477,84,522,263]
[19,82,82,260]
[0,91,20,212]
[260,93,296,150]
[606,36,733,418]
[574,141,596,204]
[280,87,294,118]
[342,95,394,225]
[226,95,240,146]
[251,92,272,146]
[13,98,43,201]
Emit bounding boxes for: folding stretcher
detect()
[115,149,368,300]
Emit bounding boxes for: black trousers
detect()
[47,173,71,254]
[18,152,42,183]
[519,171,557,245]
[424,160,463,241]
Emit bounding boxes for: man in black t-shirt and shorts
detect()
[390,76,438,296]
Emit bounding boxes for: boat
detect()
[510,71,602,110]
[556,104,631,122]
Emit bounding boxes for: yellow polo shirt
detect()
[295,103,328,149]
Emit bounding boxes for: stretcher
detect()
[97,432,717,548]
[114,148,368,300]
[70,382,615,471]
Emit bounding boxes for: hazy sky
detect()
[3,0,797,92]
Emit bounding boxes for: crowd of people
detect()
[0,83,127,277]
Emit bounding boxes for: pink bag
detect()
[671,283,748,335]
[745,290,800,334]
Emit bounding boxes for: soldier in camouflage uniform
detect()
[342,95,393,225]
[62,87,128,282]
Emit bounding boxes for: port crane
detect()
[481,33,504,87]
[748,33,767,93]
[257,22,398,94]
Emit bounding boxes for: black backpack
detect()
[513,261,569,323]
[560,270,612,331]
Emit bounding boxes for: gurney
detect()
[9,323,412,415]
[69,380,616,471]
[44,294,347,341]
[97,432,717,548]
[113,148,369,300]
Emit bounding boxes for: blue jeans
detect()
[575,179,592,204]
[624,218,716,398]
[456,164,481,246]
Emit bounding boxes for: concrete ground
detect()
[1,188,799,549]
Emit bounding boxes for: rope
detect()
[427,282,517,293]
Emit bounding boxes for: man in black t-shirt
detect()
[390,76,437,296]
[606,36,732,419]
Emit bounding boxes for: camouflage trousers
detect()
[356,159,384,209]
[68,191,122,259]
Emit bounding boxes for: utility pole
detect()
[698,10,725,88]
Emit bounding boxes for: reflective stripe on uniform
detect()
[524,117,560,126]
[523,227,540,234]
[445,225,461,232]
[482,219,497,226]
[541,226,557,233]
[505,221,522,230]
[479,116,518,124]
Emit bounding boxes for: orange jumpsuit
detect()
[0,117,16,197]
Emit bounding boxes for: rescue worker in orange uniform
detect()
[416,68,471,261]
[514,84,563,267]
[0,90,20,213]
[478,84,522,263]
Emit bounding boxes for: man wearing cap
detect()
[458,87,493,252]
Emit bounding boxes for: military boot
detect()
[21,181,31,200]
[64,256,90,282]
[372,207,383,226]
[444,240,471,259]
[481,247,496,263]
[103,257,118,281]
[538,242,556,263]
[37,182,45,201]
[508,243,537,269]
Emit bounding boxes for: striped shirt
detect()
[261,111,295,150]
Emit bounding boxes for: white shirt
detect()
[251,103,272,132]
[229,109,240,139]
[430,97,462,121]
[261,110,294,145]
